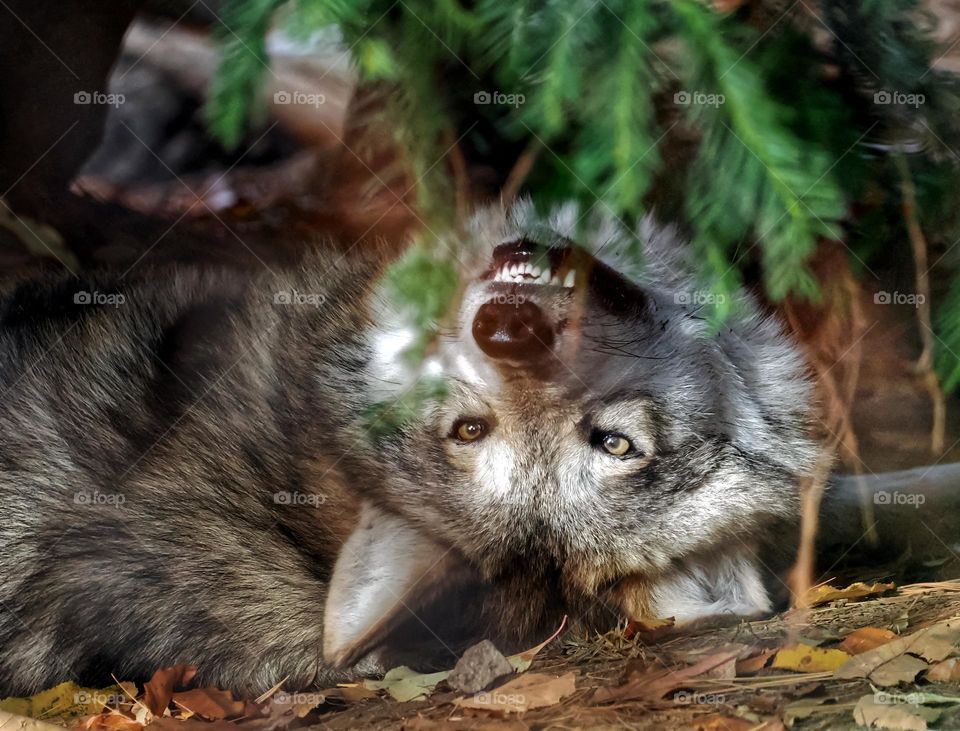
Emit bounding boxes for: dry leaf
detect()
[837,619,960,680]
[363,667,450,703]
[853,694,940,731]
[0,682,126,718]
[870,655,930,687]
[623,616,675,642]
[319,686,378,702]
[0,710,66,731]
[771,644,851,673]
[506,615,568,673]
[806,581,896,607]
[592,650,741,704]
[926,658,960,682]
[841,627,899,655]
[172,688,244,719]
[142,665,197,717]
[454,672,575,714]
[689,715,759,731]
[736,649,777,676]
[782,698,857,725]
[78,712,144,731]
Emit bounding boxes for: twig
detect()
[895,153,946,456]
[502,138,541,204]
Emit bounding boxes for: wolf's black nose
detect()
[472,300,554,363]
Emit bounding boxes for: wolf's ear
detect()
[323,502,466,667]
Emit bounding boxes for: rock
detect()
[447,640,514,694]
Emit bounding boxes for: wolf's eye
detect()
[597,432,633,457]
[452,419,489,443]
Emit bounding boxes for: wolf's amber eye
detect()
[453,419,488,443]
[601,434,632,456]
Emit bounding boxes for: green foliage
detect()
[383,244,460,362]
[205,0,283,149]
[206,0,960,391]
[361,377,448,441]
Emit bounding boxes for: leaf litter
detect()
[3,584,960,728]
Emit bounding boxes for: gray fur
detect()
[0,203,817,695]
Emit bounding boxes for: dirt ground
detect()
[295,586,960,730]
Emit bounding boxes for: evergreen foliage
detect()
[206,0,960,390]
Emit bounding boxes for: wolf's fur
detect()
[349,203,818,632]
[0,204,817,695]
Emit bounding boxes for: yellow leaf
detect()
[806,581,896,607]
[771,644,851,672]
[0,682,126,718]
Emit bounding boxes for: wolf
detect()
[0,202,927,697]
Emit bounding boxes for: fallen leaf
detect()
[592,650,742,704]
[172,688,244,719]
[689,715,756,731]
[403,717,528,730]
[320,685,378,702]
[837,619,960,680]
[926,658,960,682]
[506,615,568,673]
[148,718,242,731]
[870,655,930,687]
[454,672,575,713]
[78,712,144,731]
[806,581,896,607]
[142,665,197,718]
[0,710,67,731]
[735,649,777,676]
[771,644,851,673]
[841,627,899,655]
[0,682,124,718]
[623,616,675,642]
[853,694,940,731]
[782,698,856,726]
[363,666,450,703]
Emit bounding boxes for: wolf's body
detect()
[0,206,820,695]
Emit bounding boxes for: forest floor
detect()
[6,582,959,731]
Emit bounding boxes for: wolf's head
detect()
[324,204,817,665]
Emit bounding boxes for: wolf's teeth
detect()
[563,271,575,288]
